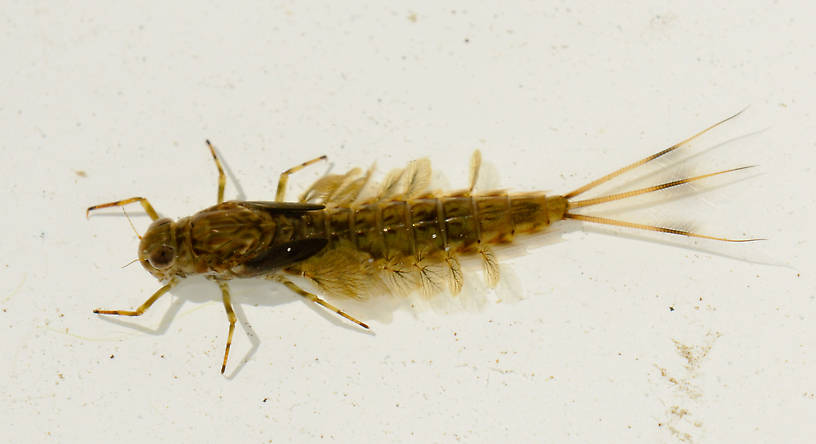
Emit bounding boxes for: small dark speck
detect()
[464,38,470,43]
[40,232,45,239]
[669,306,675,311]
[263,398,268,403]
[75,170,87,177]
[110,354,115,359]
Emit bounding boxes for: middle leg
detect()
[210,278,237,374]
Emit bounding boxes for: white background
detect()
[2,1,813,443]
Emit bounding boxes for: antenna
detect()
[121,207,142,240]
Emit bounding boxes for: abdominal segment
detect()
[288,192,565,299]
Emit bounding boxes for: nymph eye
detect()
[148,245,175,269]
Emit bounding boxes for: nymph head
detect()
[138,217,178,281]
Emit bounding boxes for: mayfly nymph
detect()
[87,112,758,374]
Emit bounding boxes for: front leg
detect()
[86,197,160,221]
[93,278,178,316]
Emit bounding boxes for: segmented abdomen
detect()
[297,192,567,259]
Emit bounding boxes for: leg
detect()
[271,276,369,329]
[205,140,226,204]
[93,278,177,316]
[86,197,160,221]
[213,279,237,374]
[276,155,328,202]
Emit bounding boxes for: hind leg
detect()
[276,156,328,201]
[270,276,369,329]
[205,140,227,204]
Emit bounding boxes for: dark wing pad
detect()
[238,238,328,277]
